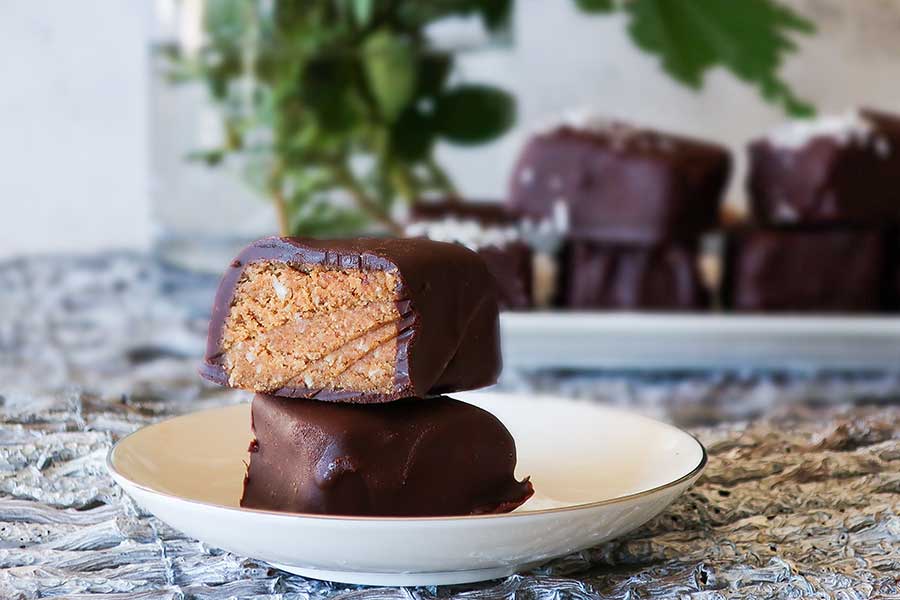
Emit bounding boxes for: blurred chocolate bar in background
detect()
[405,201,533,310]
[506,117,729,311]
[559,240,709,310]
[748,109,900,225]
[721,108,900,313]
[723,227,887,312]
[508,117,731,244]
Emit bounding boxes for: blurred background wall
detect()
[2,0,899,258]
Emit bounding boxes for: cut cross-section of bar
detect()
[223,262,404,395]
[201,237,502,403]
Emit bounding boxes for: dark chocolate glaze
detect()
[241,394,534,516]
[722,226,887,312]
[408,201,533,309]
[748,109,900,225]
[475,244,533,310]
[201,236,501,403]
[508,124,731,243]
[559,240,709,310]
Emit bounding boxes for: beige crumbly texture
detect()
[221,262,402,394]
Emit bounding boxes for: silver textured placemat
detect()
[1,254,898,599]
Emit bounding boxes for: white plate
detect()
[108,391,705,586]
[501,312,900,371]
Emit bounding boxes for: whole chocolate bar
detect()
[748,108,900,224]
[241,394,534,516]
[723,227,886,312]
[406,201,533,309]
[559,240,709,310]
[508,118,731,243]
[201,237,501,403]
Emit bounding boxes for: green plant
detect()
[577,0,815,117]
[165,0,813,237]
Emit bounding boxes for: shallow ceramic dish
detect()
[108,391,706,586]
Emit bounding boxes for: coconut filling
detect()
[221,262,403,394]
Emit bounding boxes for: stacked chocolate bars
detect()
[409,109,900,314]
[201,237,533,516]
[406,119,731,311]
[507,118,731,310]
[725,109,900,311]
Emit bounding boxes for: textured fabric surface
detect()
[1,254,898,599]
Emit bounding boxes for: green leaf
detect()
[477,0,514,30]
[391,107,436,161]
[203,0,248,44]
[575,0,615,13]
[185,149,226,166]
[363,30,418,122]
[415,53,453,98]
[434,85,516,145]
[624,0,815,116]
[298,56,367,133]
[351,0,374,26]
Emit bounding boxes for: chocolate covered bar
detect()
[748,108,900,224]
[559,241,709,310]
[723,227,886,312]
[405,201,533,309]
[201,237,501,403]
[241,393,534,516]
[508,117,731,243]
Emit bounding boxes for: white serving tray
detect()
[500,312,900,371]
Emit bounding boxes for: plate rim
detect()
[107,392,708,523]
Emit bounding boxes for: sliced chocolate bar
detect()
[723,227,886,312]
[559,240,709,310]
[748,108,900,224]
[201,237,501,403]
[508,118,731,243]
[406,201,533,309]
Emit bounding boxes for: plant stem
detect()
[425,156,459,200]
[390,164,419,205]
[268,163,290,236]
[331,162,402,234]
[273,188,290,236]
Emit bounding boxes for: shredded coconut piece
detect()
[552,200,569,233]
[766,109,873,149]
[533,109,621,136]
[519,167,535,186]
[534,109,678,153]
[874,136,892,158]
[405,216,521,251]
[271,276,288,301]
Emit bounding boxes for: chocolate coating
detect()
[241,394,534,516]
[475,244,533,310]
[723,227,887,312]
[201,237,501,402]
[508,124,731,243]
[408,201,533,309]
[559,241,709,310]
[748,109,900,225]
